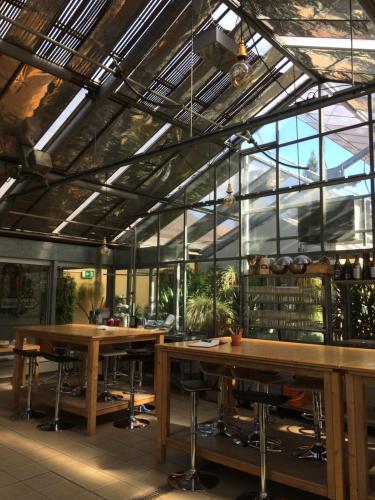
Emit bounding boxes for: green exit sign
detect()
[82,270,95,279]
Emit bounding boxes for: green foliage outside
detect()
[56,276,77,324]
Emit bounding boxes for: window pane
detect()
[279,188,321,254]
[323,125,370,180]
[323,180,372,250]
[187,206,214,260]
[279,138,320,187]
[242,195,277,255]
[278,112,319,144]
[242,150,276,194]
[322,96,368,133]
[159,209,184,262]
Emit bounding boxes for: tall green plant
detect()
[56,276,77,324]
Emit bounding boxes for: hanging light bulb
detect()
[99,236,110,256]
[223,181,235,207]
[229,38,252,89]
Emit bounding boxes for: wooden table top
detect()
[157,337,375,371]
[0,343,39,354]
[16,324,165,344]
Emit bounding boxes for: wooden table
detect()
[156,338,348,500]
[13,324,164,434]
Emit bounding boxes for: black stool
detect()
[168,379,219,491]
[98,350,129,402]
[198,362,234,437]
[113,349,152,430]
[38,350,79,431]
[12,348,45,421]
[233,390,289,500]
[232,368,283,451]
[288,377,326,462]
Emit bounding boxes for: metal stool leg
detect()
[98,358,123,402]
[199,376,235,437]
[168,391,219,491]
[295,390,326,461]
[237,402,274,500]
[136,359,155,413]
[38,362,74,431]
[12,356,45,421]
[114,360,149,430]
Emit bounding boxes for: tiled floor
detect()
[0,381,327,500]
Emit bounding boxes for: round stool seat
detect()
[233,390,289,407]
[288,377,324,392]
[232,367,282,385]
[123,348,153,361]
[40,352,79,364]
[13,348,39,358]
[180,379,217,393]
[200,362,232,378]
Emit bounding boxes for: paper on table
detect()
[188,339,220,348]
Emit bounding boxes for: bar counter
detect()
[13,324,164,434]
[156,338,375,500]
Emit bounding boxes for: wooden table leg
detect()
[86,340,99,435]
[156,347,169,464]
[13,331,25,409]
[346,373,368,500]
[324,371,346,500]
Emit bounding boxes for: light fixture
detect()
[223,154,235,207]
[99,236,110,256]
[229,37,252,89]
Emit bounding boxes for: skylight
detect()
[34,88,88,150]
[0,0,26,39]
[53,123,172,234]
[277,36,375,51]
[0,177,16,199]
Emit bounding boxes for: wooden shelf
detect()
[249,325,325,332]
[21,384,155,418]
[167,423,327,497]
[334,279,375,285]
[243,273,330,279]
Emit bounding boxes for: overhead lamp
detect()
[223,154,235,207]
[99,236,110,256]
[229,38,252,89]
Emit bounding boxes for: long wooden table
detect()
[156,338,350,500]
[13,324,164,434]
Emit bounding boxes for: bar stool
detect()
[135,356,155,413]
[233,389,289,500]
[98,349,130,402]
[12,348,45,421]
[113,349,152,430]
[168,379,219,491]
[198,362,234,437]
[38,349,80,431]
[232,367,283,451]
[288,377,326,462]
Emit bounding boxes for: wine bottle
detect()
[363,253,370,279]
[333,255,342,280]
[352,255,361,280]
[371,258,375,279]
[343,256,352,280]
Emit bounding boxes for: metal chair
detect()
[168,379,219,491]
[37,349,79,431]
[113,349,152,430]
[12,347,45,421]
[233,389,290,500]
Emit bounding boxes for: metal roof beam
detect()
[8,78,375,202]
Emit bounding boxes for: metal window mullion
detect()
[156,214,161,319]
[368,93,375,255]
[319,83,325,254]
[213,158,217,337]
[276,121,281,256]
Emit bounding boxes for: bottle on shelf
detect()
[333,255,342,280]
[352,255,361,280]
[343,256,353,280]
[371,257,375,279]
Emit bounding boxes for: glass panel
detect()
[322,96,369,132]
[158,264,182,330]
[323,125,370,180]
[323,180,372,251]
[278,112,319,144]
[62,268,107,324]
[279,138,320,187]
[135,269,150,318]
[242,150,276,195]
[279,188,321,254]
[216,261,240,330]
[0,264,49,341]
[186,206,214,260]
[241,195,277,256]
[252,123,276,145]
[186,262,215,335]
[159,209,184,262]
[138,215,158,249]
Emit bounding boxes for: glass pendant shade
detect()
[229,38,252,89]
[223,182,235,207]
[99,236,110,256]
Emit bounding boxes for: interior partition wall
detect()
[133,83,375,341]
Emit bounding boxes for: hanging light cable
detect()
[97,96,109,257]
